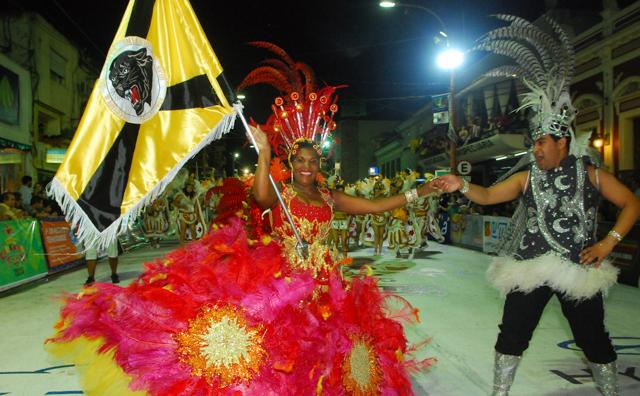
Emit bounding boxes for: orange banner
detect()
[40,218,84,272]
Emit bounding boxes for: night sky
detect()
[4,0,612,168]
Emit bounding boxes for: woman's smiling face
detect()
[290,147,320,186]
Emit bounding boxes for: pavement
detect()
[1,239,639,395]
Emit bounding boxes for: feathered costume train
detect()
[46,43,433,395]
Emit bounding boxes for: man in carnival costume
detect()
[435,15,640,396]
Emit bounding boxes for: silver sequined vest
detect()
[516,156,600,263]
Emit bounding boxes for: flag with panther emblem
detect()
[48,0,239,249]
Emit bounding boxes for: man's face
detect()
[533,134,567,170]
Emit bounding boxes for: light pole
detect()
[379,1,464,174]
[436,49,464,174]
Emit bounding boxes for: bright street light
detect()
[379,1,396,7]
[593,136,604,148]
[436,49,464,70]
[233,152,240,159]
[237,94,246,100]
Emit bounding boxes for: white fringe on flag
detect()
[47,103,243,252]
[487,253,619,302]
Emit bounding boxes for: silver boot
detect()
[492,352,521,396]
[589,361,619,396]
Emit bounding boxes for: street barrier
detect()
[0,219,48,292]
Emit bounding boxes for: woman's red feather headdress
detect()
[237,42,342,159]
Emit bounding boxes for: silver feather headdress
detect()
[475,14,577,142]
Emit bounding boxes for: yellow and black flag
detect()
[49,0,239,249]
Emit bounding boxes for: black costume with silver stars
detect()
[517,155,599,264]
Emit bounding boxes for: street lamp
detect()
[436,49,464,70]
[592,132,605,149]
[378,2,447,34]
[379,1,463,174]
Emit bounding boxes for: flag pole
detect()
[236,110,309,259]
[216,73,308,259]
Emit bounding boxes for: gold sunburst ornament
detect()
[175,305,266,386]
[342,336,382,395]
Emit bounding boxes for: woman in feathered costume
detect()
[46,42,436,395]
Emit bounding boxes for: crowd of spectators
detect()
[437,193,517,219]
[0,176,61,221]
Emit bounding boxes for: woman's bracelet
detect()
[459,178,470,194]
[607,230,623,242]
[404,188,419,204]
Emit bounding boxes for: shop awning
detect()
[419,133,527,168]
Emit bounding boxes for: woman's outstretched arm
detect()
[333,182,438,215]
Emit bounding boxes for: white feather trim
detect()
[487,253,619,301]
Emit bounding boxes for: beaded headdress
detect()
[475,15,577,142]
[237,42,341,161]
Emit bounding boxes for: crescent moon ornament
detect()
[554,175,571,190]
[553,218,570,233]
[519,236,528,250]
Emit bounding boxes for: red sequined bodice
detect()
[271,185,335,276]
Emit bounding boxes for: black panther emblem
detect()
[108,48,153,116]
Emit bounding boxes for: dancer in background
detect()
[141,194,170,248]
[173,180,206,244]
[328,177,350,259]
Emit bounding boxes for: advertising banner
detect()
[451,214,484,250]
[483,216,510,254]
[40,218,84,273]
[0,220,48,292]
[432,94,450,125]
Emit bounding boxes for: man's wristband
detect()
[607,230,623,242]
[459,178,470,194]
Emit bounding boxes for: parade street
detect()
[1,241,638,395]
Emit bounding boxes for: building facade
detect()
[0,13,98,191]
[374,1,640,187]
[571,0,640,185]
[334,119,398,182]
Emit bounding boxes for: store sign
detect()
[457,161,471,175]
[0,152,22,164]
[45,148,67,164]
